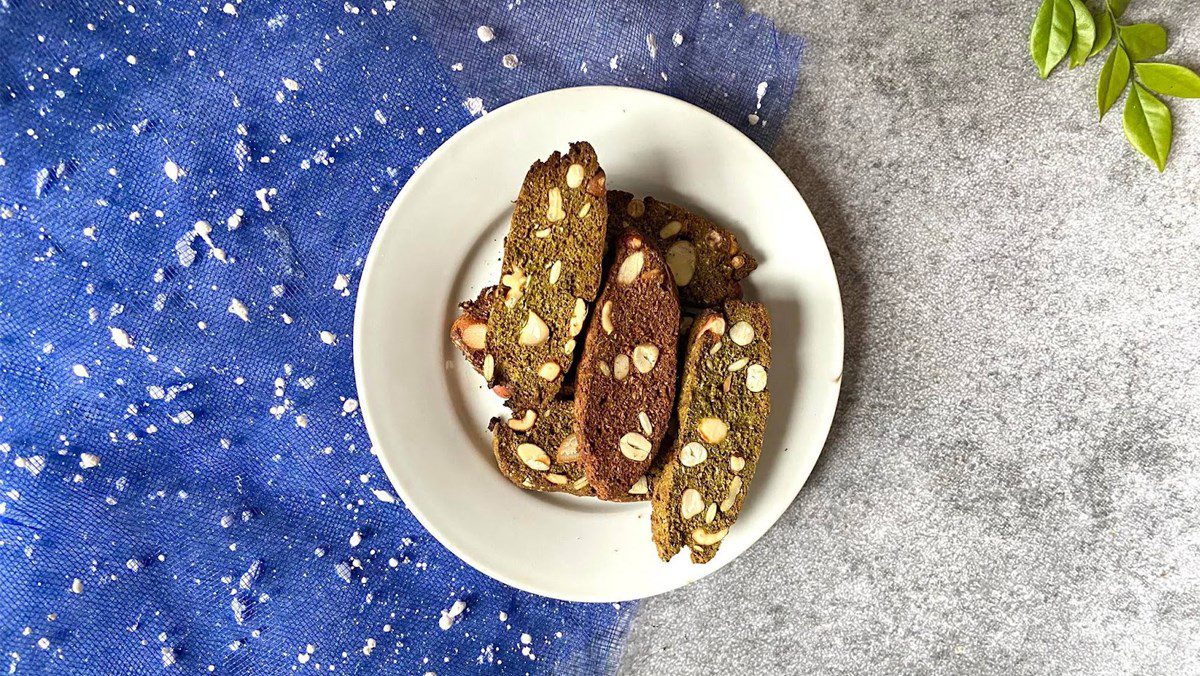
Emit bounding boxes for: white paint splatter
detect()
[349,531,362,547]
[372,488,395,503]
[374,109,387,125]
[646,34,658,60]
[71,578,84,594]
[502,54,519,69]
[609,55,619,71]
[228,298,250,322]
[164,158,182,182]
[282,77,300,91]
[72,364,90,378]
[255,187,276,211]
[319,331,337,345]
[673,31,684,46]
[749,81,768,126]
[222,2,237,15]
[80,453,100,469]
[126,55,138,65]
[439,600,467,630]
[342,398,359,413]
[109,327,134,349]
[464,97,485,117]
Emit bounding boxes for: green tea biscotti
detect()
[608,191,757,307]
[651,301,772,563]
[574,229,680,500]
[485,143,608,407]
[490,400,591,496]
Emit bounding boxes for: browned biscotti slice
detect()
[491,400,592,496]
[574,229,680,501]
[608,191,757,307]
[485,143,608,407]
[651,301,771,563]
[450,286,496,376]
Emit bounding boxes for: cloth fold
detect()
[0,0,801,672]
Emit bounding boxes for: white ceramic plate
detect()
[354,86,842,602]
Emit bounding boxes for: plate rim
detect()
[353,85,844,602]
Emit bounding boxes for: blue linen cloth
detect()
[0,0,802,673]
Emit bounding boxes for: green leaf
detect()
[1097,46,1131,118]
[1123,84,1172,171]
[1068,0,1096,68]
[1091,10,1113,57]
[1135,63,1200,98]
[1108,0,1130,18]
[1030,0,1075,78]
[1119,24,1168,61]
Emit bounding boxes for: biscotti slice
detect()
[608,191,757,307]
[491,400,592,496]
[574,229,680,500]
[485,143,608,407]
[651,300,771,563]
[449,286,496,376]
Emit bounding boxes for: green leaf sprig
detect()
[1030,0,1200,171]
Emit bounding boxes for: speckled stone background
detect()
[621,1,1200,673]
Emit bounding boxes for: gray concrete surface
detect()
[620,1,1200,673]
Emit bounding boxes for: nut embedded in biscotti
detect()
[619,432,652,461]
[680,488,704,519]
[578,202,592,218]
[638,411,653,436]
[616,251,645,285]
[626,197,646,217]
[680,442,708,467]
[659,220,682,239]
[563,339,576,355]
[501,265,528,307]
[729,321,755,346]
[506,410,537,431]
[586,171,606,197]
[537,361,561,381]
[704,503,717,523]
[632,344,659,373]
[545,473,568,485]
[691,527,728,546]
[720,476,743,512]
[482,354,495,381]
[518,311,550,346]
[450,307,490,356]
[601,300,614,334]
[546,187,566,222]
[746,364,768,392]
[696,314,726,338]
[556,433,581,463]
[628,476,649,495]
[728,357,749,372]
[549,260,562,285]
[516,443,550,471]
[666,240,697,286]
[612,354,630,380]
[730,455,745,472]
[697,417,729,444]
[566,163,585,188]
[569,298,587,336]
